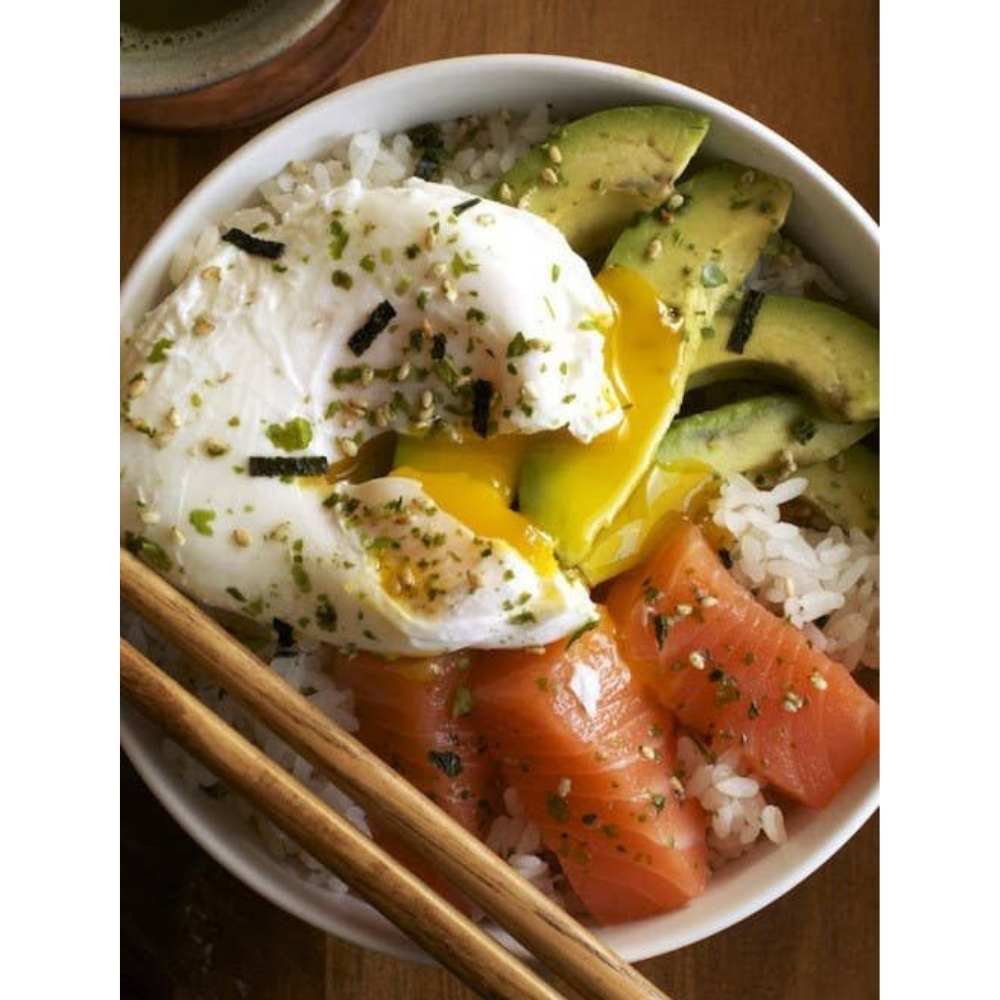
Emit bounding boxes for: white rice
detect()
[134,104,871,906]
[168,105,555,288]
[712,473,879,672]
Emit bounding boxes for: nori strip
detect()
[272,617,297,657]
[430,332,447,360]
[347,300,396,356]
[471,379,493,438]
[248,455,329,478]
[726,290,765,354]
[222,227,286,260]
[452,197,481,216]
[408,123,446,181]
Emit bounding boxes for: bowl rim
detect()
[121,52,879,965]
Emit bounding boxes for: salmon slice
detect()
[470,611,708,925]
[607,521,878,808]
[328,651,501,909]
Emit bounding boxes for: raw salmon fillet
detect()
[328,651,500,909]
[470,611,708,925]
[607,521,879,808]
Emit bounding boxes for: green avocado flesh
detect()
[689,294,879,422]
[518,162,793,566]
[656,393,874,476]
[493,105,709,258]
[796,445,879,534]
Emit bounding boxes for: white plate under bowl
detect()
[121,54,879,965]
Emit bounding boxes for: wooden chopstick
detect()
[121,637,564,1000]
[121,549,670,1000]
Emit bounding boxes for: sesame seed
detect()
[675,603,693,617]
[667,192,685,210]
[200,266,221,281]
[444,423,462,443]
[639,744,656,760]
[232,528,252,547]
[669,776,686,799]
[374,405,390,428]
[688,651,706,670]
[400,565,416,588]
[453,375,471,389]
[498,182,514,203]
[475,213,495,226]
[420,390,434,409]
[412,419,432,431]
[360,365,374,386]
[521,382,538,401]
[782,690,805,713]
[698,594,718,608]
[517,194,530,209]
[782,448,798,473]
[203,438,229,457]
[396,361,411,382]
[540,167,560,186]
[442,279,458,302]
[809,671,828,691]
[139,509,161,526]
[421,317,434,336]
[167,407,182,429]
[338,437,359,458]
[783,577,796,598]
[466,569,482,591]
[347,399,368,417]
[430,261,447,279]
[193,316,215,337]
[127,375,148,399]
[645,237,663,260]
[526,645,547,656]
[170,526,186,546]
[556,776,572,797]
[547,145,563,165]
[423,227,437,250]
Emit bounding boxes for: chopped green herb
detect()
[450,253,479,278]
[189,509,216,537]
[551,263,561,283]
[451,685,474,718]
[331,269,353,290]
[123,532,172,573]
[328,220,349,260]
[546,792,570,823]
[226,586,247,603]
[507,332,529,358]
[147,338,174,363]
[266,417,313,452]
[359,254,376,273]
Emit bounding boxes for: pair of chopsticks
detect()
[121,549,672,1000]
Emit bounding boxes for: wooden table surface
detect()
[121,2,878,997]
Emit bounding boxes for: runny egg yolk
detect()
[392,465,558,577]
[394,432,528,503]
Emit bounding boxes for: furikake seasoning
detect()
[221,227,286,260]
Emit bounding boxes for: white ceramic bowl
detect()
[121,54,878,964]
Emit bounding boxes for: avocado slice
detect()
[794,445,879,534]
[655,393,874,474]
[689,294,879,421]
[580,393,872,584]
[518,162,792,567]
[493,105,710,258]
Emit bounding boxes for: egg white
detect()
[121,179,612,653]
